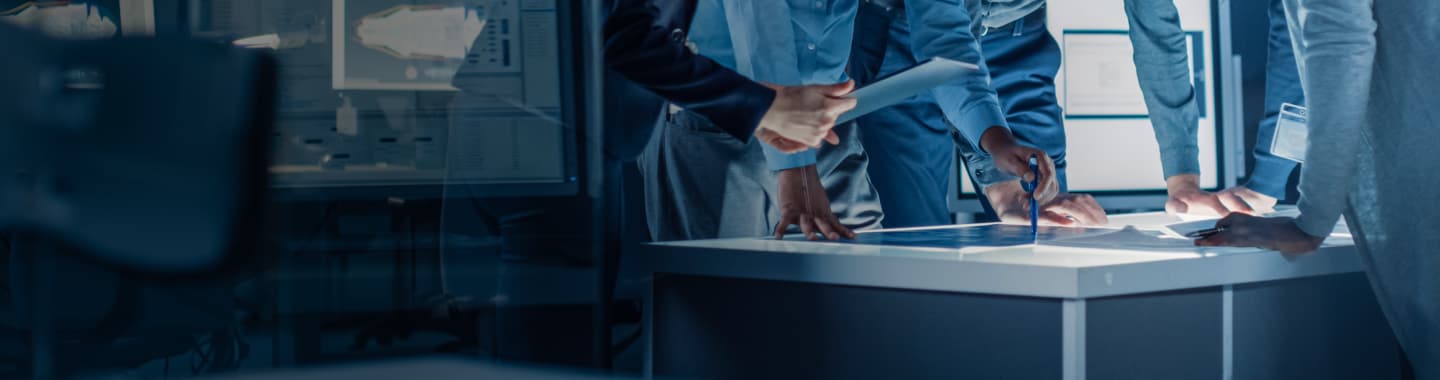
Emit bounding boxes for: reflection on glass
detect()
[1,1,119,39]
[354,4,487,62]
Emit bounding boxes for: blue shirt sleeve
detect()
[1244,0,1303,199]
[903,0,1010,150]
[761,144,819,171]
[1124,0,1202,179]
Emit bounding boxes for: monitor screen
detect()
[0,0,154,38]
[198,0,576,190]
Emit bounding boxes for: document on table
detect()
[1039,226,1252,254]
[1160,218,1219,239]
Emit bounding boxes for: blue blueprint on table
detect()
[787,224,1113,250]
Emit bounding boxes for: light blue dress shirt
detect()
[689,0,1009,171]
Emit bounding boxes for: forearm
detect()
[1124,0,1201,179]
[1288,0,1375,237]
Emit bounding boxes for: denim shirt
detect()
[690,0,1008,171]
[967,0,1046,31]
[1122,0,1204,179]
[966,0,1204,180]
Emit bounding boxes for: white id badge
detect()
[1271,103,1308,163]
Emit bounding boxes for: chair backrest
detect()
[0,23,277,275]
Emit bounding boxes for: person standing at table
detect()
[638,0,1059,242]
[848,0,1234,227]
[1197,0,1440,376]
[1198,0,1307,214]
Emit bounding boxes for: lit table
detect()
[642,213,1403,379]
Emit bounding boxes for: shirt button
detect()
[669,28,685,42]
[807,43,817,51]
[814,1,824,9]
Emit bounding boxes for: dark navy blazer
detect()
[603,0,776,151]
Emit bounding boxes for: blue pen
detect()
[1026,156,1039,242]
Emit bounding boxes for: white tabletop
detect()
[645,212,1363,299]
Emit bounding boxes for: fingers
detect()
[1166,197,1188,215]
[824,130,840,145]
[1217,192,1256,215]
[813,216,839,241]
[837,220,857,239]
[1214,212,1247,228]
[1173,192,1230,216]
[1039,211,1076,226]
[1194,233,1228,247]
[1196,214,1255,247]
[822,96,858,114]
[818,80,855,96]
[1035,154,1059,204]
[1195,194,1232,216]
[1045,194,1108,226]
[774,213,798,240]
[800,214,818,241]
[757,128,816,153]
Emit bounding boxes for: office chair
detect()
[0,22,277,378]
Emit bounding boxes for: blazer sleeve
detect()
[603,0,776,142]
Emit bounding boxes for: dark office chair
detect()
[0,22,277,378]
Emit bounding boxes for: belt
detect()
[980,6,1047,37]
[861,0,904,12]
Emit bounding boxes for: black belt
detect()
[980,6,1047,37]
[861,0,904,13]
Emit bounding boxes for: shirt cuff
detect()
[951,101,1009,153]
[1245,157,1299,200]
[1160,147,1202,180]
[1294,204,1343,238]
[964,153,1020,188]
[762,144,818,171]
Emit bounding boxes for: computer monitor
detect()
[196,0,580,194]
[957,0,1232,212]
[0,0,154,38]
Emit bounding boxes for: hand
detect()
[1194,213,1325,254]
[773,165,856,241]
[1165,174,1231,216]
[1215,186,1277,214]
[979,127,1058,205]
[986,181,1109,226]
[754,81,856,153]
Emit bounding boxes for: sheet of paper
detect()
[837,58,978,124]
[803,224,1112,251]
[1040,226,1243,254]
[1161,218,1219,239]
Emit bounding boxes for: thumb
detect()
[1166,198,1188,215]
[824,130,841,145]
[818,80,855,96]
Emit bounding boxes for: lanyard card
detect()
[1271,103,1309,163]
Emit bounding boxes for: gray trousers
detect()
[638,108,884,242]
